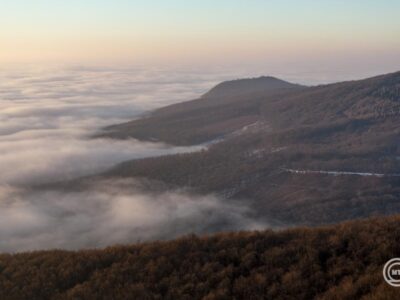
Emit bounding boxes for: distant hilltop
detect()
[202,76,304,99]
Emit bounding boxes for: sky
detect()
[1,0,400,73]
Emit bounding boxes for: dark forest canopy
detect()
[1,215,400,299]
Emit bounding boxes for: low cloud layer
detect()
[0,129,204,185]
[0,180,267,252]
[0,66,270,252]
[0,66,221,185]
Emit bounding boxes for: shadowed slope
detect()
[92,71,400,226]
[99,76,305,145]
[100,71,400,145]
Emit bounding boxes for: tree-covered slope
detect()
[100,71,400,145]
[91,71,400,226]
[1,216,400,299]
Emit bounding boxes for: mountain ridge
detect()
[202,76,304,99]
[91,70,400,226]
[99,71,400,145]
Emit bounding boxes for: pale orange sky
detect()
[1,0,400,72]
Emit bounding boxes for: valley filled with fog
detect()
[2,65,394,253]
[0,66,269,252]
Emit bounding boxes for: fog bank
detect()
[0,66,269,252]
[0,180,268,252]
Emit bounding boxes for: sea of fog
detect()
[1,65,372,252]
[0,66,272,252]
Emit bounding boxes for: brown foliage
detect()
[1,216,400,299]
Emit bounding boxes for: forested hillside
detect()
[94,71,400,226]
[1,216,400,299]
[101,71,400,145]
[99,76,304,145]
